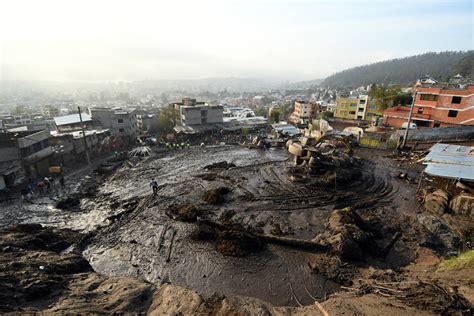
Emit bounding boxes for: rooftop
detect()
[423,143,474,181]
[54,114,92,126]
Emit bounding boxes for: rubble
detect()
[202,187,231,204]
[312,208,381,261]
[128,146,152,157]
[166,204,202,222]
[424,189,450,215]
[417,213,462,253]
[450,193,474,219]
[203,161,236,170]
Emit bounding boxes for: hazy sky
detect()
[0,0,472,82]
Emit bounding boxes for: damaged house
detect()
[0,130,52,189]
[421,143,474,219]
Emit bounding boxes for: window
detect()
[349,111,356,115]
[418,107,424,114]
[358,108,364,112]
[433,123,440,128]
[448,110,458,118]
[350,103,357,107]
[420,94,438,101]
[452,96,462,104]
[118,119,123,123]
[359,99,366,104]
[368,104,376,110]
[119,128,125,132]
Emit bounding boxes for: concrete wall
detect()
[207,106,224,124]
[390,125,474,142]
[181,106,223,126]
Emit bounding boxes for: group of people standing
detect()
[21,175,65,201]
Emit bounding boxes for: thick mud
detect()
[76,146,418,306]
[0,145,431,306]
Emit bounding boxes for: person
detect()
[150,178,159,196]
[37,180,45,195]
[60,176,65,188]
[44,177,51,193]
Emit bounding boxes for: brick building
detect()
[288,100,321,125]
[383,83,474,128]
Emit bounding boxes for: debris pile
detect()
[203,161,236,171]
[388,150,427,165]
[250,135,271,149]
[421,186,474,219]
[0,224,92,311]
[192,221,263,257]
[312,207,381,261]
[128,146,152,157]
[202,187,231,204]
[286,134,360,185]
[166,204,202,222]
[334,280,473,315]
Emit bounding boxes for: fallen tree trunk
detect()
[197,219,328,252]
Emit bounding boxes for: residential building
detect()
[172,98,223,126]
[383,83,474,128]
[13,114,32,126]
[42,105,60,118]
[288,101,321,125]
[50,129,111,165]
[0,130,53,188]
[334,97,359,120]
[54,113,94,133]
[335,95,383,121]
[89,107,139,145]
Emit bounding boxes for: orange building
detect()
[383,83,474,128]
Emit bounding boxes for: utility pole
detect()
[402,90,417,149]
[78,106,91,166]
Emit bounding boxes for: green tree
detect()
[156,106,179,135]
[255,106,267,117]
[279,102,294,120]
[269,109,280,123]
[320,111,334,120]
[369,85,402,110]
[394,92,413,106]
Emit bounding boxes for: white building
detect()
[172,98,223,126]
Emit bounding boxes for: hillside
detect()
[321,51,473,88]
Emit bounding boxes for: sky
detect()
[0,0,472,82]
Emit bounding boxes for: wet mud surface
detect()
[0,145,452,307]
[88,146,420,305]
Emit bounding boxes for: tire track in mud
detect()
[252,160,398,212]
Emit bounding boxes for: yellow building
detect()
[364,102,384,122]
[335,97,359,119]
[335,95,383,121]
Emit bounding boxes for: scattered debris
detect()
[203,161,236,171]
[128,146,152,157]
[202,187,231,204]
[334,280,473,315]
[166,204,202,222]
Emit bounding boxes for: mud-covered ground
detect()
[1,144,472,314]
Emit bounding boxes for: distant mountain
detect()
[284,78,323,89]
[321,51,473,88]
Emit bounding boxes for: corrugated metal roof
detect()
[54,114,92,126]
[423,143,474,180]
